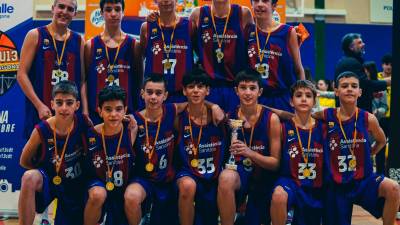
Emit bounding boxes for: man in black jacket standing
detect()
[334,33,391,112]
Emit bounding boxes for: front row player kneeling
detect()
[19,81,90,225]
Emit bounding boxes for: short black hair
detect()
[335,71,360,88]
[52,80,79,99]
[272,0,278,4]
[182,67,211,87]
[381,53,392,64]
[341,33,361,54]
[98,85,126,108]
[100,0,125,11]
[290,80,317,100]
[142,73,168,90]
[363,61,378,81]
[234,68,262,88]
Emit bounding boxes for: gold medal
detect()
[242,158,253,167]
[54,69,63,77]
[106,181,115,191]
[52,175,62,185]
[191,159,199,168]
[257,65,265,74]
[303,168,311,177]
[216,49,224,63]
[349,159,357,168]
[107,75,115,82]
[146,162,154,172]
[164,60,172,70]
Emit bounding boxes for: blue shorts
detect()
[259,93,294,113]
[244,174,276,225]
[176,171,218,225]
[35,169,84,225]
[274,177,323,225]
[235,164,252,204]
[132,177,178,225]
[87,179,128,225]
[206,87,239,113]
[322,174,385,225]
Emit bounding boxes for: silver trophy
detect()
[226,119,243,170]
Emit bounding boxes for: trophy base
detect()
[225,163,237,170]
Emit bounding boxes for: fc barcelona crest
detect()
[288,130,294,136]
[203,17,209,24]
[89,137,96,145]
[96,48,102,56]
[328,122,335,128]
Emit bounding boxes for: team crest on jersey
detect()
[152,43,162,55]
[328,122,335,128]
[93,155,104,168]
[47,138,54,144]
[289,145,299,158]
[96,63,105,74]
[96,48,102,56]
[43,39,50,46]
[89,137,96,145]
[152,28,158,35]
[288,130,295,136]
[250,32,255,38]
[202,32,211,43]
[329,138,338,151]
[248,46,256,57]
[203,17,209,24]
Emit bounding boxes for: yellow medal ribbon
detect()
[103,32,123,74]
[144,110,162,172]
[255,20,272,73]
[158,16,178,69]
[338,108,359,168]
[238,105,261,166]
[47,26,69,69]
[187,105,206,168]
[101,125,124,191]
[293,116,313,177]
[210,5,231,62]
[52,121,73,185]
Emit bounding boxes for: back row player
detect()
[141,0,304,112]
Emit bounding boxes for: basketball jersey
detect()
[86,123,135,190]
[197,4,246,82]
[324,108,372,184]
[144,18,193,93]
[134,104,177,183]
[245,23,296,95]
[229,106,273,182]
[35,114,89,186]
[25,26,82,137]
[281,119,325,188]
[87,35,137,117]
[177,108,227,180]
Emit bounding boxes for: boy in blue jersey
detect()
[245,0,304,112]
[17,0,87,138]
[18,80,89,225]
[189,0,253,113]
[85,0,141,124]
[313,72,400,225]
[84,85,138,225]
[176,68,228,225]
[217,69,281,225]
[271,80,325,225]
[139,0,194,105]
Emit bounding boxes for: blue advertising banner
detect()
[0,0,33,216]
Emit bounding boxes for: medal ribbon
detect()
[53,122,72,177]
[158,16,178,62]
[101,125,124,180]
[255,20,272,64]
[338,108,359,160]
[144,111,162,163]
[238,105,261,150]
[210,5,231,51]
[48,26,69,68]
[187,105,205,160]
[293,117,313,165]
[103,32,122,72]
